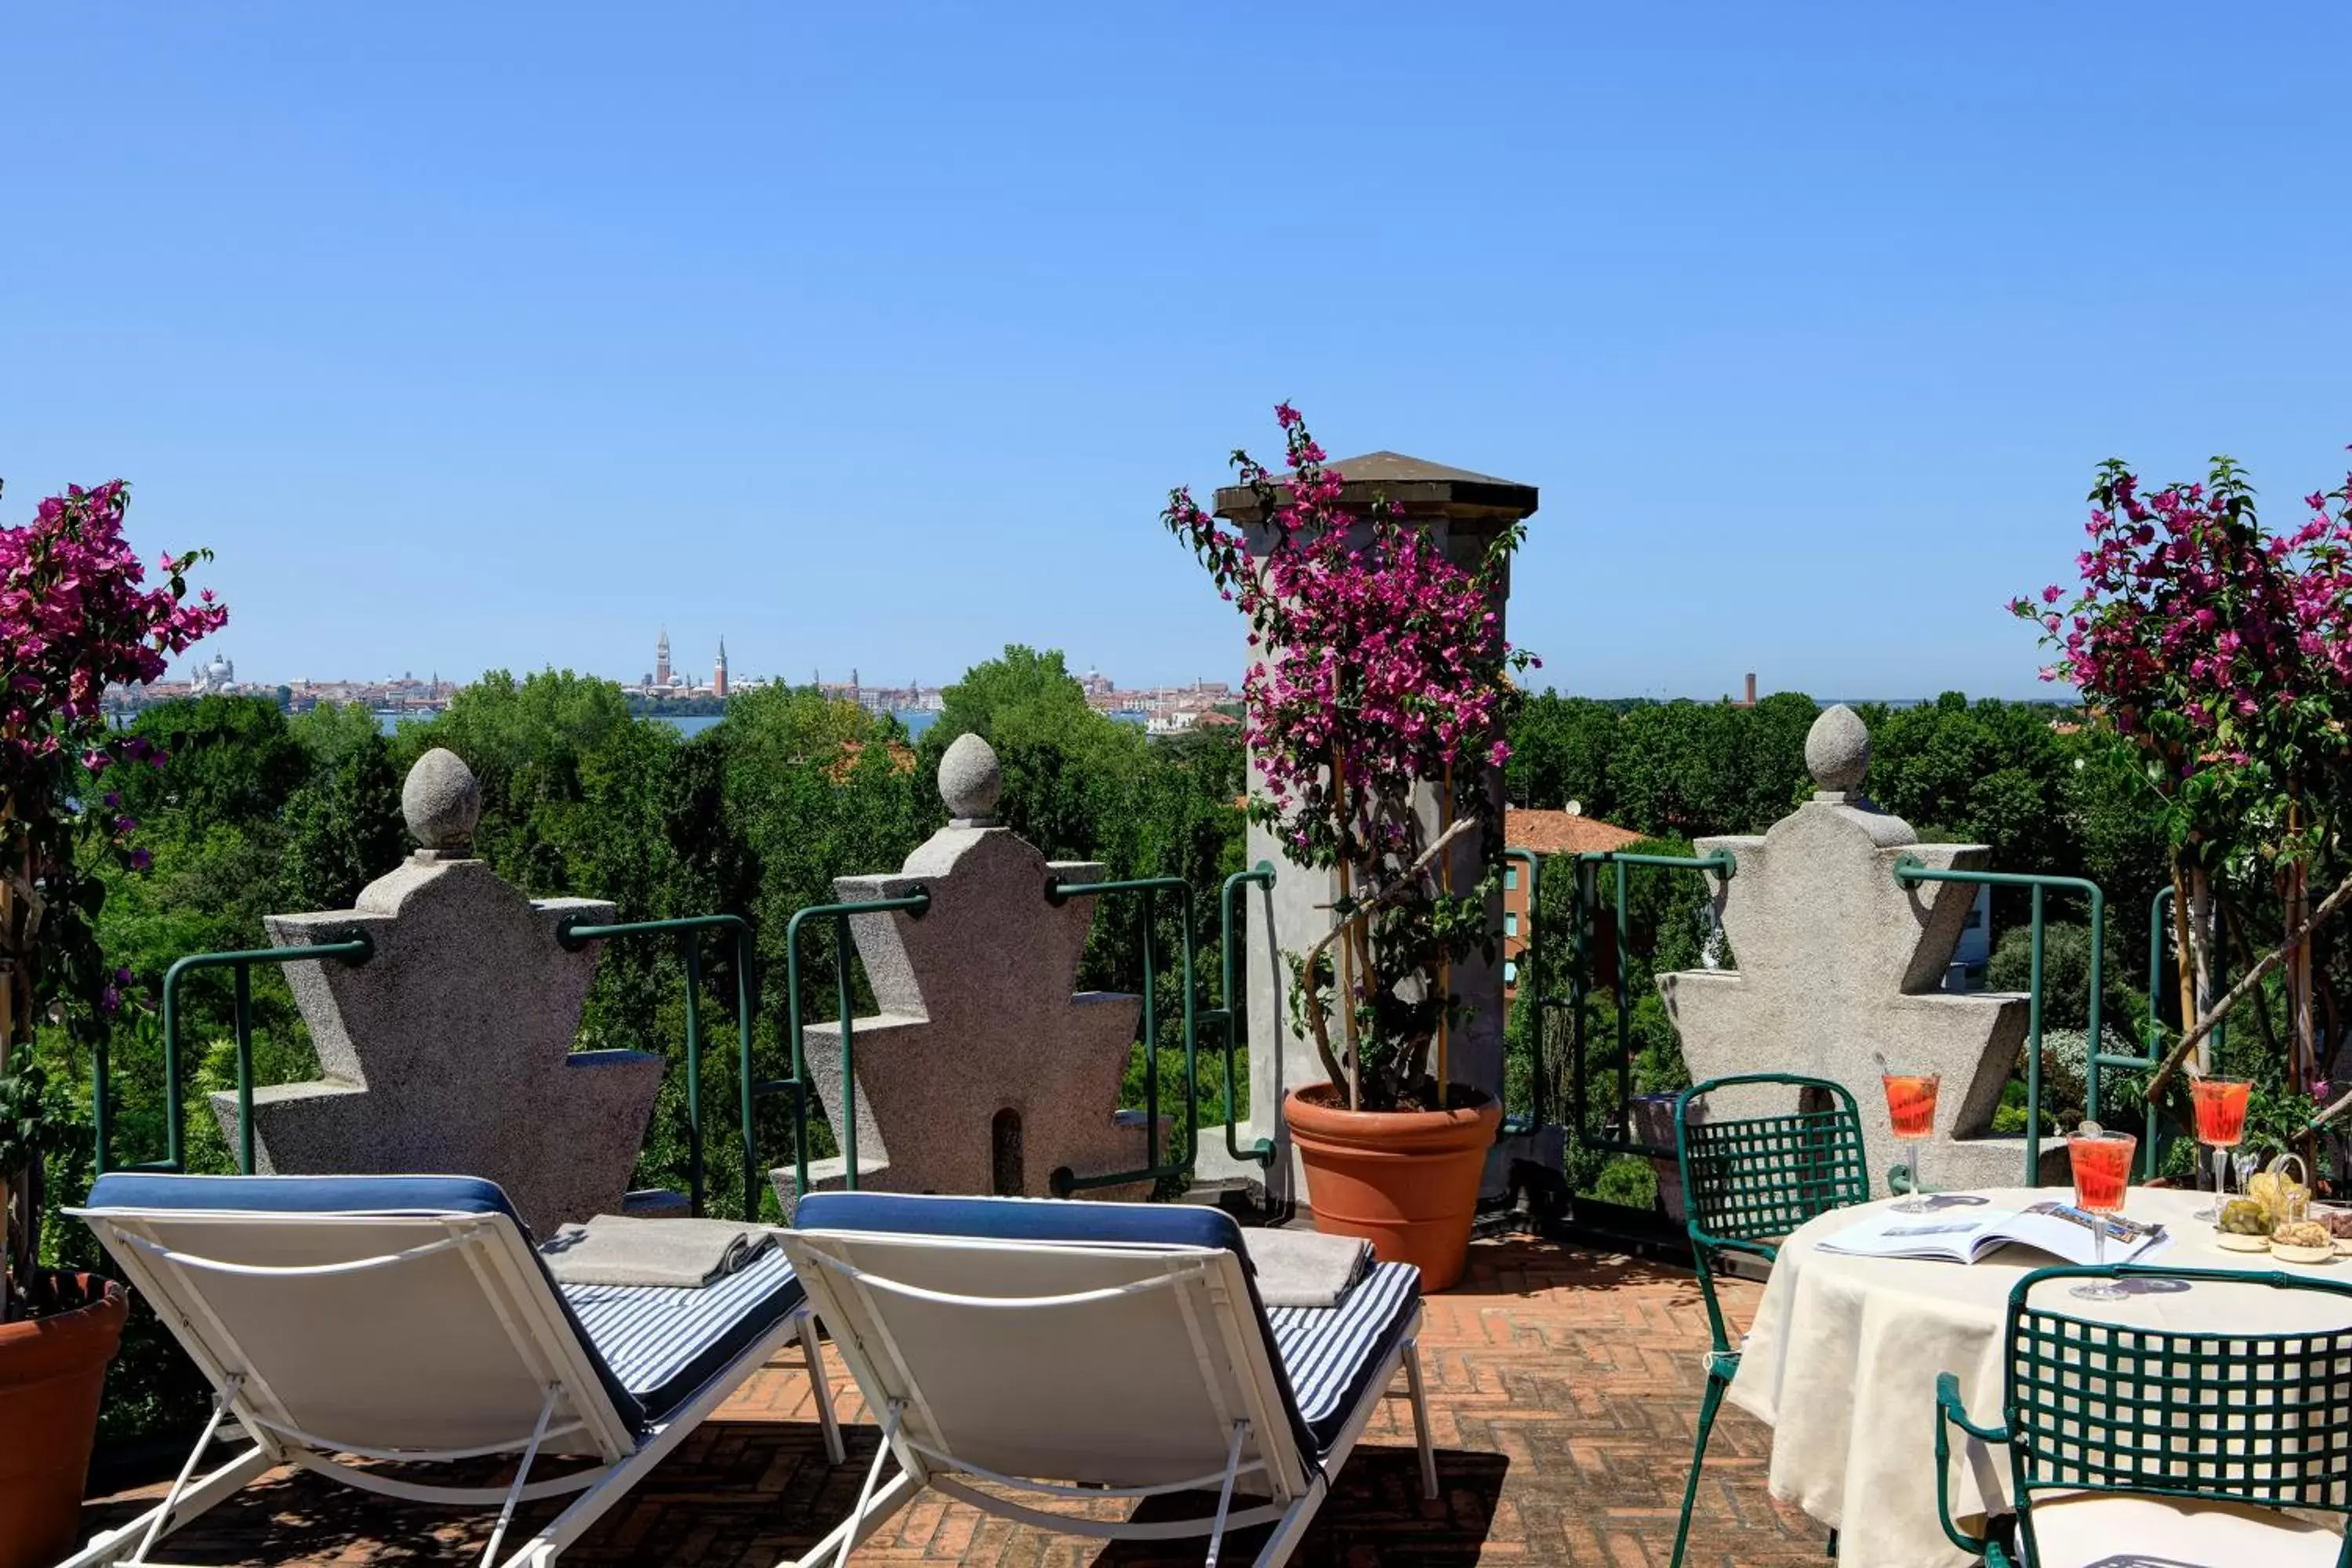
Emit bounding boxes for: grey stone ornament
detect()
[402,747,482,856]
[938,732,1004,826]
[1805,704,1871,797]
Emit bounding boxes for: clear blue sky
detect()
[5,4,2347,700]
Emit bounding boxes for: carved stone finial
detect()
[1805,704,1871,798]
[403,747,481,857]
[939,733,1004,826]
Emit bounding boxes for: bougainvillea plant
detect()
[0,480,226,1319]
[1163,406,1536,1112]
[2013,452,2352,1096]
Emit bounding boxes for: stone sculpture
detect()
[212,748,666,1231]
[1657,706,2061,1194]
[773,734,1153,1214]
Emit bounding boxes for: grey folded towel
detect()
[540,1214,778,1289]
[1240,1227,1373,1309]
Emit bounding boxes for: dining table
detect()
[1724,1184,2352,1567]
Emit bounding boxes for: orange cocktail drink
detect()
[2190,1077,2250,1221]
[1882,1073,1940,1211]
[2069,1131,2134,1213]
[2065,1128,2137,1299]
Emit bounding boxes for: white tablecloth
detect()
[1725,1185,2352,1567]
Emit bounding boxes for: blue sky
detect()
[5,4,2347,700]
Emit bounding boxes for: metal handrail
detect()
[1211,863,1277,1167]
[1891,858,2118,1181]
[102,931,378,1177]
[780,889,931,1207]
[1501,848,1544,1138]
[1043,873,1199,1195]
[1566,848,1738,1159]
[554,912,755,1218]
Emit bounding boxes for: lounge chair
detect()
[776,1191,1437,1568]
[63,1173,843,1568]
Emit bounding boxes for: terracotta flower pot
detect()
[1284,1084,1500,1292]
[0,1271,129,1568]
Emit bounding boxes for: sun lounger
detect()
[63,1174,842,1568]
[777,1192,1436,1568]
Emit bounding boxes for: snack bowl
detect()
[2270,1240,2337,1265]
[2216,1231,2272,1254]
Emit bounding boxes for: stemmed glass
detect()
[2190,1077,2251,1222]
[1882,1070,1940,1213]
[2067,1128,2139,1300]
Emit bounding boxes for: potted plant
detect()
[1,480,226,1567]
[1164,407,1534,1289]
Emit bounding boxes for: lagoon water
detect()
[374,709,938,739]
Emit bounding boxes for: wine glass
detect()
[2067,1129,2138,1300]
[1882,1071,1940,1213]
[2190,1077,2252,1222]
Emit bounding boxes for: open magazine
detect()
[1817,1200,2169,1267]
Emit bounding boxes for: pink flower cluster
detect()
[2,481,227,842]
[1162,405,1533,862]
[2013,453,2352,789]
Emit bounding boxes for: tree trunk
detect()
[2185,865,2218,1074]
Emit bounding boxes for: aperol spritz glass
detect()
[1882,1072,1940,1213]
[2189,1077,2251,1223]
[2067,1128,2137,1301]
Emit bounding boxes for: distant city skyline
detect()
[11,7,2347,702]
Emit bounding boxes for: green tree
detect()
[280,704,404,910]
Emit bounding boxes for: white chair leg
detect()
[800,1313,847,1465]
[1403,1339,1439,1501]
[1249,1476,1329,1568]
[57,1441,274,1568]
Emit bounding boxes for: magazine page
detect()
[1817,1200,2169,1266]
[1983,1200,2168,1267]
[1817,1207,2020,1263]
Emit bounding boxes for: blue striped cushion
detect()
[1266,1261,1421,1454]
[562,1247,805,1424]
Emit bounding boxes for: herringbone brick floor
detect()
[78,1236,1828,1566]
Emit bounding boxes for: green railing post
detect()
[1214,863,1277,1167]
[681,937,704,1215]
[781,889,932,1207]
[128,931,375,1177]
[1503,848,1543,1136]
[231,961,256,1175]
[1044,874,1199,1195]
[1562,848,1736,1160]
[1891,858,2106,1183]
[557,912,760,1216]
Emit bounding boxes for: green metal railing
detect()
[1212,862,1278,1167]
[1566,848,1738,1158]
[1890,858,2131,1181]
[779,887,932,1209]
[554,912,754,1218]
[1501,848,1547,1138]
[97,931,377,1176]
[1044,873,1199,1195]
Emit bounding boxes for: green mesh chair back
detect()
[1674,1073,1870,1355]
[2005,1265,2352,1561]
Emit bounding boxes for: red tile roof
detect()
[1505,807,1644,857]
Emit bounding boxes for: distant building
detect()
[1501,807,1645,1010]
[655,628,671,686]
[713,638,729,699]
[188,652,236,695]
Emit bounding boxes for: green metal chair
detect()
[1669,1072,1871,1568]
[1936,1265,2352,1567]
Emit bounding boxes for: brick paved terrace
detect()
[78,1234,1830,1567]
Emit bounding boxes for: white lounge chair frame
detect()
[64,1204,842,1568]
[782,1228,1436,1568]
